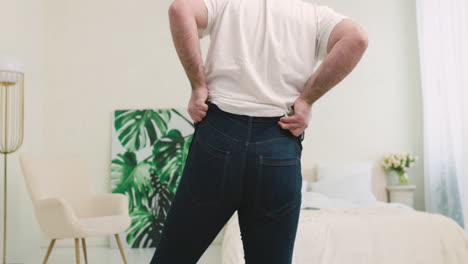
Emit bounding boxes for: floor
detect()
[23,244,221,264]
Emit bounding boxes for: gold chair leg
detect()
[42,239,56,264]
[114,234,128,264]
[74,238,81,264]
[81,238,88,264]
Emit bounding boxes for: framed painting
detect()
[109,107,195,248]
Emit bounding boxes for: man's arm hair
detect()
[299,19,369,105]
[168,0,208,90]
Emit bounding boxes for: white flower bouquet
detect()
[381,152,418,184]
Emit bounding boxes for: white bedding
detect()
[221,192,468,264]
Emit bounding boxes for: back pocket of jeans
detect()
[185,125,231,206]
[255,155,299,217]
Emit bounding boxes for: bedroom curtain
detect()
[415,0,468,229]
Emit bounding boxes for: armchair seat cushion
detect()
[20,153,132,240]
[73,215,131,238]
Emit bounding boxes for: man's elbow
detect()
[332,20,369,54]
[168,0,188,19]
[351,25,369,52]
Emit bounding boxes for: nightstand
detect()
[386,184,416,208]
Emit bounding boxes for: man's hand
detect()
[188,87,209,123]
[277,97,312,137]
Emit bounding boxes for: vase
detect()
[397,171,409,185]
[386,170,409,185]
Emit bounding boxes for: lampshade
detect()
[0,53,24,83]
[0,52,24,154]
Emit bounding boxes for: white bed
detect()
[220,162,468,264]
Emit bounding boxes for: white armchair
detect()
[19,152,131,264]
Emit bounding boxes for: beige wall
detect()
[307,0,423,206]
[1,0,423,260]
[0,0,49,262]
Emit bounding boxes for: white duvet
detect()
[221,192,468,264]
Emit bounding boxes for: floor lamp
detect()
[0,53,24,264]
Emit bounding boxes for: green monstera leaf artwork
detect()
[110,108,195,248]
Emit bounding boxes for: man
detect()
[151,0,368,263]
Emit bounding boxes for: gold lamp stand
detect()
[0,53,25,264]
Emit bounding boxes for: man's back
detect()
[152,1,367,263]
[199,0,347,117]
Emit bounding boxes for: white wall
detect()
[0,0,49,262]
[307,0,423,205]
[0,0,423,261]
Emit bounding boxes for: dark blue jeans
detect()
[150,100,304,264]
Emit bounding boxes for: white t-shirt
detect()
[198,0,347,117]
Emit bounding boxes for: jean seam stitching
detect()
[195,131,230,159]
[260,158,298,166]
[205,119,243,143]
[254,136,291,145]
[256,156,298,218]
[186,142,230,207]
[253,155,261,213]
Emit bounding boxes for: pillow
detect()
[301,191,356,209]
[309,161,377,204]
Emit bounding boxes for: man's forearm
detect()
[299,26,368,105]
[169,3,206,90]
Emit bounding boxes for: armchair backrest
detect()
[19,152,95,207]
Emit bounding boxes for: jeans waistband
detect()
[206,100,285,123]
